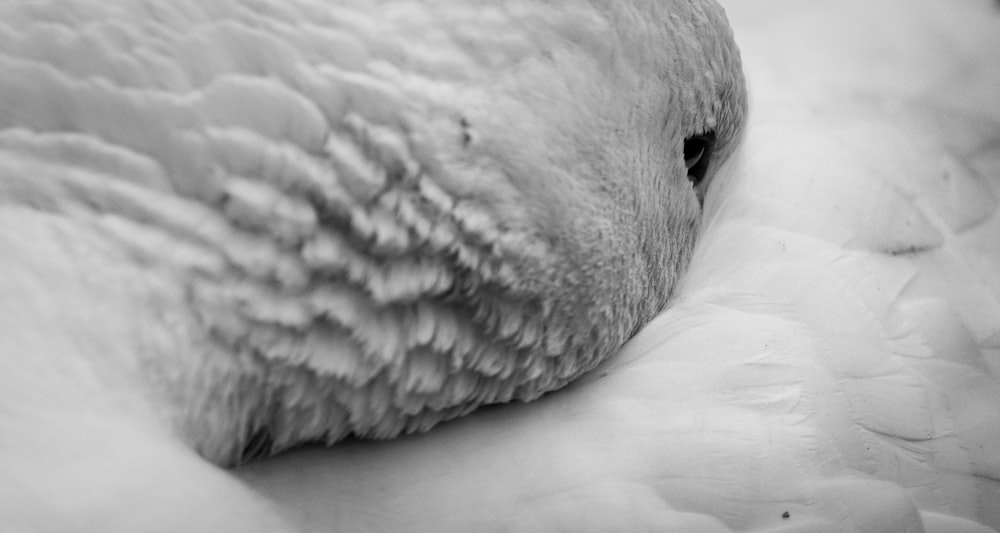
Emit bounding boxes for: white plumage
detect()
[0,0,745,470]
[1,0,999,532]
[0,0,744,530]
[240,1,1000,532]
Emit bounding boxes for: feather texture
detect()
[233,1,1000,532]
[0,0,746,467]
[7,0,997,531]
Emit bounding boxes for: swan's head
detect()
[44,1,744,464]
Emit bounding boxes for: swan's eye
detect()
[683,132,716,188]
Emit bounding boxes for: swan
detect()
[1,0,998,532]
[240,0,1000,531]
[0,0,745,531]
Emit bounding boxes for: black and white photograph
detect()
[1,1,998,531]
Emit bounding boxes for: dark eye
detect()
[683,131,716,188]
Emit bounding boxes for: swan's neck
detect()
[0,97,680,468]
[0,208,170,430]
[0,185,645,469]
